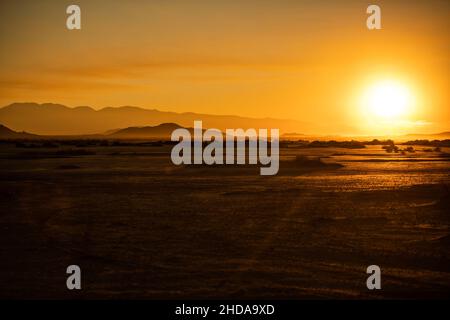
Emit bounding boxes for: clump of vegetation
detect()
[382,145,399,153]
[403,139,450,147]
[382,144,416,154]
[364,139,395,146]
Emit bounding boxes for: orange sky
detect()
[0,0,448,135]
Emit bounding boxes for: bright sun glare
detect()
[363,80,413,119]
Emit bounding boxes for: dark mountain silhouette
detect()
[0,122,190,140]
[0,102,309,135]
[0,124,37,139]
[109,123,184,138]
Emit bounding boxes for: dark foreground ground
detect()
[0,143,449,299]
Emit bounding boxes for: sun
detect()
[362,80,413,119]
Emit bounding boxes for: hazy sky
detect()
[0,0,448,135]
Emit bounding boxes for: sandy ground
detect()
[0,143,449,299]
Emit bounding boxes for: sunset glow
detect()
[362,80,414,120]
[0,0,448,136]
[0,0,449,302]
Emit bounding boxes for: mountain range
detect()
[1,102,449,140]
[108,123,186,139]
[0,103,307,135]
[0,122,184,140]
[0,124,37,139]
[1,121,449,141]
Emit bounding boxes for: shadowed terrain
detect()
[0,141,449,299]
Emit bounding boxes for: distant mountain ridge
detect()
[0,122,186,140]
[0,124,37,139]
[1,122,449,141]
[1,103,449,139]
[109,123,184,138]
[402,132,450,139]
[0,102,308,135]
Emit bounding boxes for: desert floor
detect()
[0,143,449,299]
